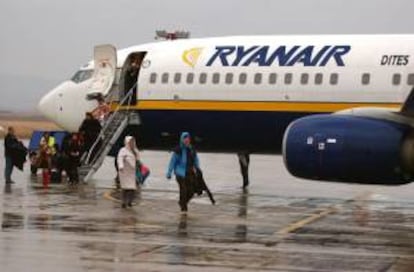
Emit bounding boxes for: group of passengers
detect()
[4,109,214,213]
[25,111,103,186]
[117,132,214,212]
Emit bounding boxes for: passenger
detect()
[67,133,82,185]
[60,133,72,179]
[4,126,19,184]
[117,136,139,208]
[50,144,63,183]
[40,132,56,155]
[78,112,102,159]
[123,57,140,104]
[92,95,110,125]
[38,132,54,186]
[166,132,200,213]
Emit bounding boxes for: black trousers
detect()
[122,189,135,206]
[176,173,195,212]
[238,153,250,188]
[67,161,79,184]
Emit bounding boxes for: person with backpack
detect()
[166,132,200,213]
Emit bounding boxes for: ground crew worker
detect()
[166,132,200,213]
[117,136,140,208]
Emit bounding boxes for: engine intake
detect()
[282,114,414,185]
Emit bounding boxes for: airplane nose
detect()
[37,81,98,132]
[38,90,58,121]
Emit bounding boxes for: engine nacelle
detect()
[282,114,414,185]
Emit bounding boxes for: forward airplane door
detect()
[86,44,117,99]
[119,52,147,105]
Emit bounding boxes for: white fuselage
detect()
[38,34,414,152]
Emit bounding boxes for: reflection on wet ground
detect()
[1,178,413,272]
[0,144,414,271]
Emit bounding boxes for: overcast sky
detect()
[1,0,414,111]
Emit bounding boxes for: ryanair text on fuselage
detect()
[206,45,351,67]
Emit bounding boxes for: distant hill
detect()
[0,74,61,112]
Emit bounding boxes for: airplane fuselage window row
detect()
[148,72,414,86]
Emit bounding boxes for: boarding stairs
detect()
[79,87,140,182]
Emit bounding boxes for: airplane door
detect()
[119,52,147,105]
[86,44,117,99]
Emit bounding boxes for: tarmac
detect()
[0,144,414,271]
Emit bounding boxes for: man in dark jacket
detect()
[66,133,82,185]
[4,127,19,183]
[78,112,102,159]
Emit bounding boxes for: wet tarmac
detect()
[1,142,414,271]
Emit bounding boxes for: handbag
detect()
[136,161,150,185]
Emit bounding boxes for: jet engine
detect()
[282,114,414,185]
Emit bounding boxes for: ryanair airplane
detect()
[38,34,414,186]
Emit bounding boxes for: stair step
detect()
[78,111,132,182]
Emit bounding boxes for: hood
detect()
[180,132,190,148]
[124,136,134,147]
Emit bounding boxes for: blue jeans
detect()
[4,156,13,182]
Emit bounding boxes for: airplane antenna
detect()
[155,30,191,41]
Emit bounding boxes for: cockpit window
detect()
[71,69,93,83]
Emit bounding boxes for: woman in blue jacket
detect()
[166,132,200,213]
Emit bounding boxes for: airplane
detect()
[38,34,414,186]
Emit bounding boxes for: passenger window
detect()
[301,73,309,85]
[174,73,181,84]
[254,73,262,84]
[408,74,414,85]
[284,73,293,85]
[212,73,220,84]
[330,73,338,85]
[199,73,207,84]
[161,73,169,84]
[392,73,401,85]
[362,73,370,85]
[239,73,247,84]
[269,73,277,84]
[315,73,323,85]
[225,73,233,84]
[149,73,157,84]
[186,73,194,84]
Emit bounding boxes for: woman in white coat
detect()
[117,136,139,208]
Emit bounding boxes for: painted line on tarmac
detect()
[276,206,338,235]
[265,191,374,246]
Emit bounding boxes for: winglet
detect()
[400,87,414,117]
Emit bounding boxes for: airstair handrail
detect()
[83,84,136,165]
